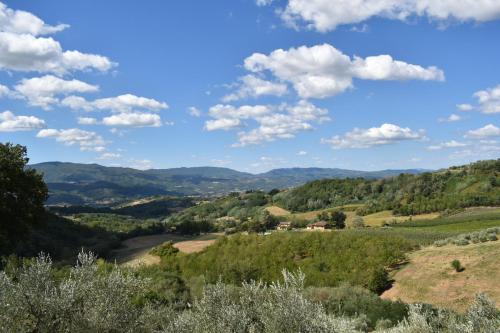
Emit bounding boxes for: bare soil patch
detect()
[112,233,220,267]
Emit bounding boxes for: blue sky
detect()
[0,0,499,172]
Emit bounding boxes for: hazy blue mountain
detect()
[30,162,430,206]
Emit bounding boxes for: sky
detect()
[0,0,499,173]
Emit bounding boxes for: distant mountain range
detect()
[30,162,429,206]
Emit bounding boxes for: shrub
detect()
[487,233,498,241]
[367,268,391,294]
[453,238,469,246]
[451,259,464,272]
[433,240,448,247]
[150,241,179,258]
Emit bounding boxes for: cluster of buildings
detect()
[276,221,331,231]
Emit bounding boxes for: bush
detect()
[487,233,498,241]
[451,259,464,272]
[367,268,391,294]
[453,238,469,246]
[150,241,179,258]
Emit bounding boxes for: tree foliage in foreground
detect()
[0,143,48,255]
[1,252,499,333]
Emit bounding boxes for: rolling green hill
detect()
[276,159,499,215]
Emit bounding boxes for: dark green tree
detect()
[0,143,48,254]
[331,211,346,229]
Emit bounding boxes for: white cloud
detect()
[0,32,115,74]
[456,103,473,111]
[61,93,168,113]
[297,150,307,155]
[206,100,329,146]
[438,113,461,122]
[0,110,45,131]
[244,44,443,99]
[77,117,98,125]
[272,0,500,32]
[0,2,69,35]
[222,75,287,102]
[97,152,121,160]
[427,140,467,150]
[0,2,114,74]
[473,84,500,114]
[15,75,98,109]
[129,158,153,170]
[256,0,274,6]
[205,118,242,131]
[188,106,201,117]
[208,104,271,120]
[321,123,425,149]
[101,112,162,127]
[0,83,11,97]
[36,128,107,151]
[465,124,500,139]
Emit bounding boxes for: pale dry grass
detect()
[381,240,500,312]
[265,206,291,217]
[362,210,440,227]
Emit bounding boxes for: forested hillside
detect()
[276,159,500,215]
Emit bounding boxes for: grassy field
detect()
[382,240,500,312]
[393,207,500,233]
[265,205,291,216]
[267,204,441,228]
[362,210,440,227]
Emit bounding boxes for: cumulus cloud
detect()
[465,124,500,139]
[321,123,425,149]
[61,93,168,113]
[0,2,68,35]
[0,2,114,74]
[0,32,115,74]
[265,0,500,32]
[438,113,461,122]
[101,112,162,127]
[222,75,288,102]
[15,75,98,109]
[473,84,500,114]
[0,110,45,131]
[205,100,329,146]
[456,103,473,111]
[36,128,107,151]
[244,44,443,99]
[187,106,201,117]
[77,117,98,125]
[427,140,467,150]
[297,150,307,155]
